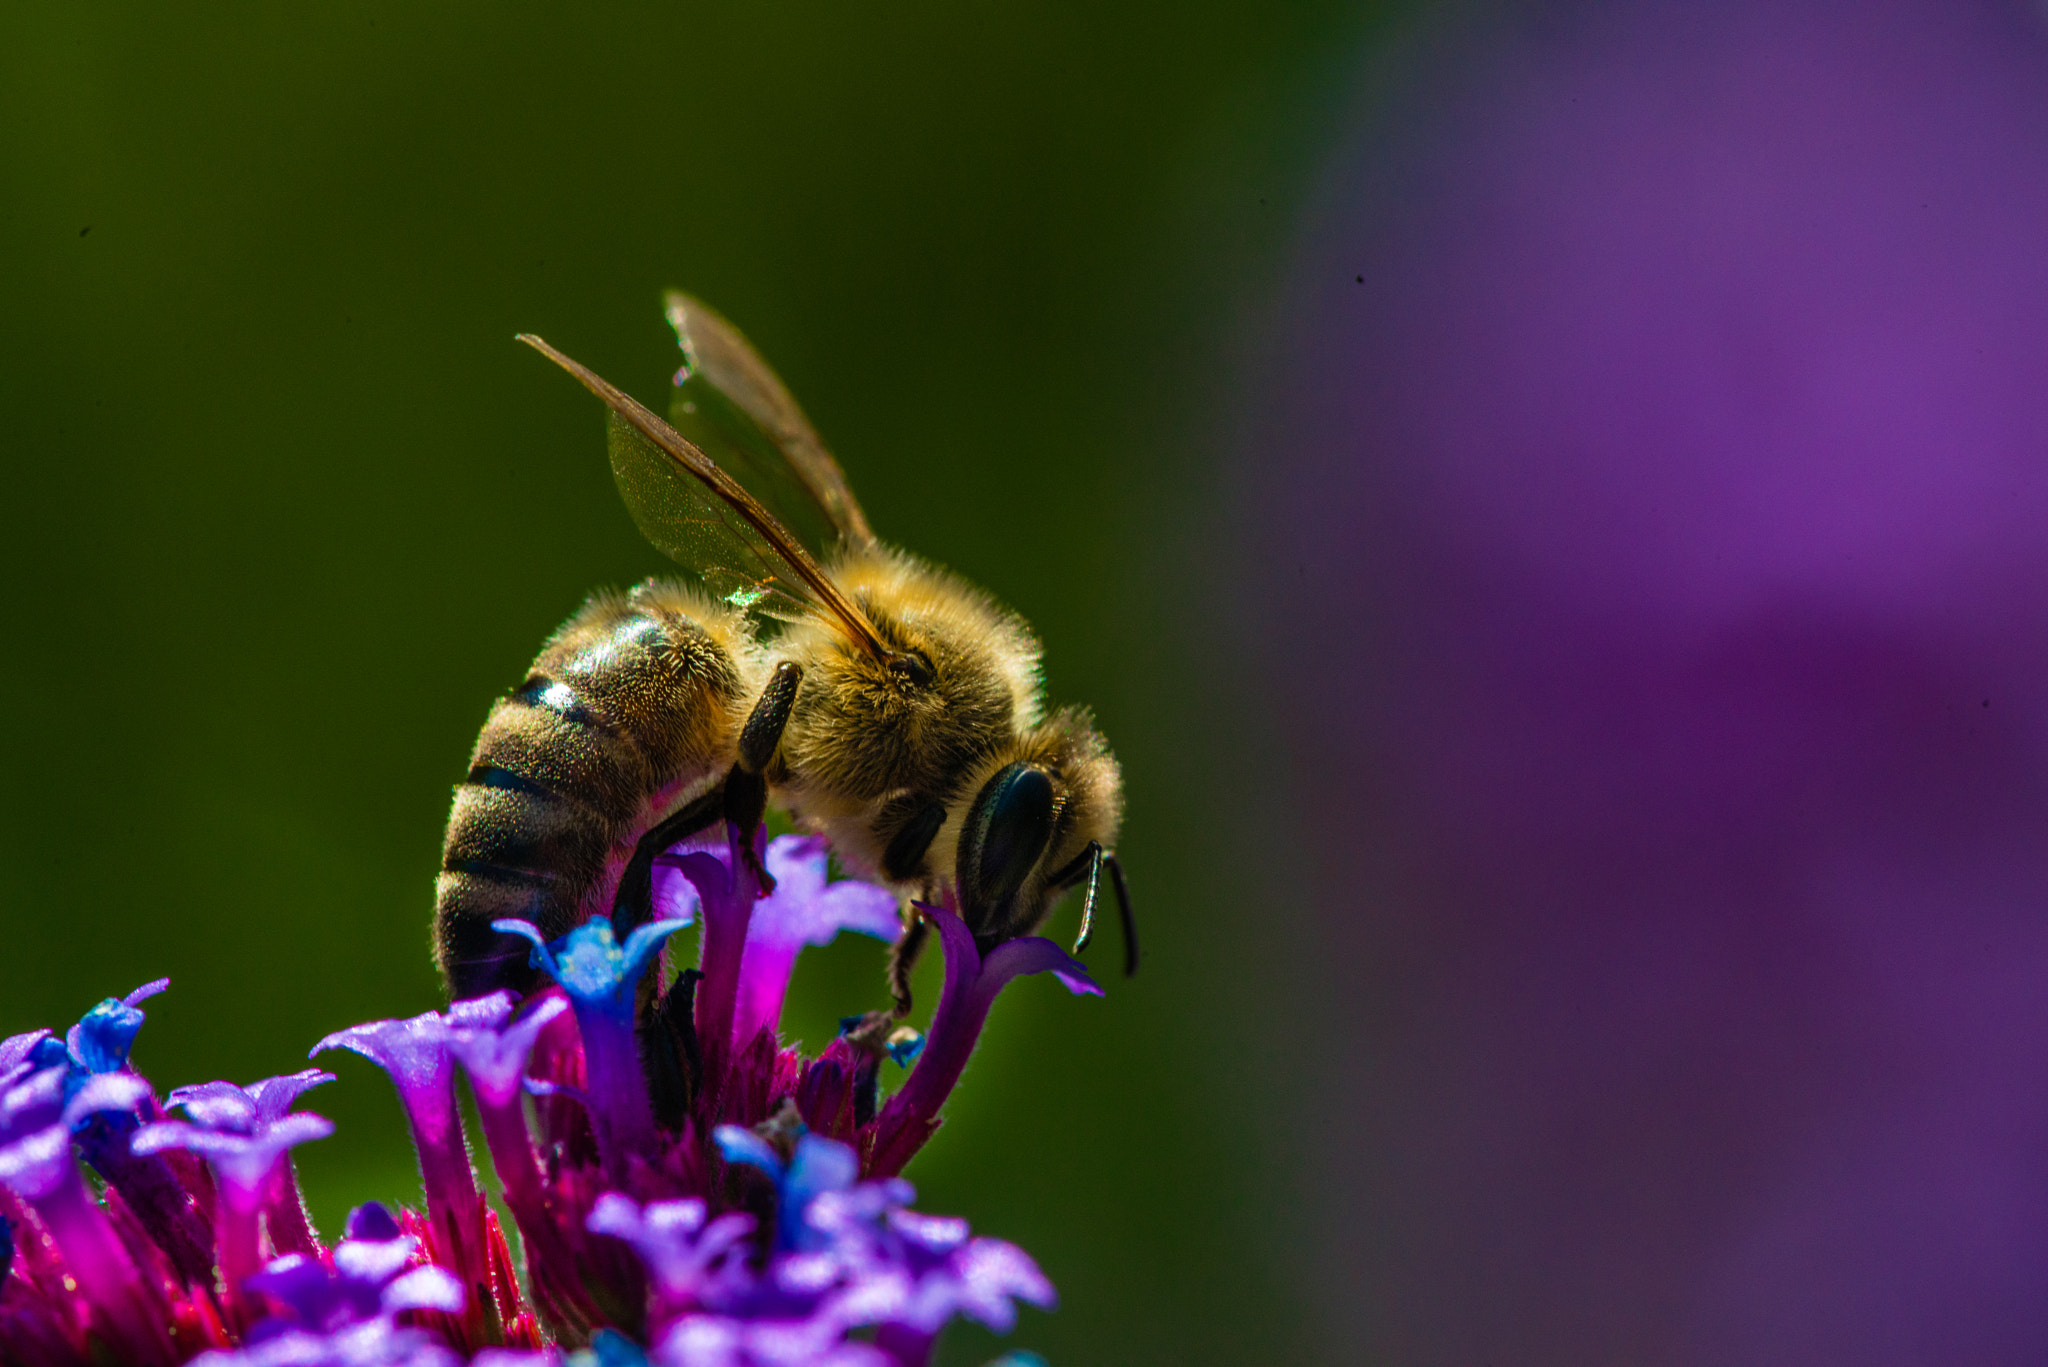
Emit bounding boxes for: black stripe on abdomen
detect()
[465,763,560,800]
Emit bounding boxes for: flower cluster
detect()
[0,831,1098,1365]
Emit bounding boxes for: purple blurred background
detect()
[1251,1,2048,1361]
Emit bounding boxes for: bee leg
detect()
[839,1012,894,1126]
[722,662,804,891]
[886,910,930,1017]
[642,968,703,1131]
[613,793,723,1126]
[611,785,726,939]
[1106,851,1139,977]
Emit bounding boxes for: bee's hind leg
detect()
[609,789,726,1128]
[611,786,726,939]
[721,662,804,892]
[644,968,703,1130]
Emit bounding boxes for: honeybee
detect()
[435,294,1134,1017]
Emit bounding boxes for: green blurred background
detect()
[1,3,1388,1363]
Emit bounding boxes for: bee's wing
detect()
[662,291,876,558]
[518,334,892,661]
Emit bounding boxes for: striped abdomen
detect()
[435,581,753,998]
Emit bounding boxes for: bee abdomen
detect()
[436,587,750,999]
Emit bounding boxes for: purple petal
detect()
[189,1320,465,1367]
[734,844,900,1048]
[0,1030,52,1075]
[332,1234,418,1284]
[167,1080,259,1132]
[133,1112,334,1195]
[62,1072,151,1129]
[660,847,733,901]
[818,1269,911,1325]
[588,1193,757,1298]
[651,854,703,926]
[974,936,1102,1008]
[1050,969,1104,997]
[920,900,982,999]
[0,1124,75,1201]
[445,991,517,1031]
[762,835,830,902]
[884,1209,969,1254]
[346,1203,404,1242]
[246,1069,335,1125]
[0,1065,67,1136]
[380,1265,465,1315]
[446,995,569,1107]
[121,978,171,1008]
[951,1237,1056,1328]
[243,1253,336,1321]
[311,1013,450,1095]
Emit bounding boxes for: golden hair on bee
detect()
[768,545,1045,832]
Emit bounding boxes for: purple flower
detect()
[652,1314,891,1367]
[241,1201,464,1335]
[134,1072,335,1327]
[491,913,688,1180]
[868,904,1100,1178]
[311,1006,542,1351]
[585,1193,755,1320]
[657,829,764,1111]
[444,995,608,1335]
[730,838,898,1058]
[0,803,1083,1364]
[811,1192,1055,1364]
[0,1065,178,1363]
[188,1319,464,1367]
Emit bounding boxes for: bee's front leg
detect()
[722,662,804,891]
[886,910,930,1018]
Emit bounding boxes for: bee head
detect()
[923,708,1123,951]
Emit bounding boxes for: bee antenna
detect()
[1105,851,1138,977]
[1068,843,1104,958]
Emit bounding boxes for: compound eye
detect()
[882,801,947,881]
[957,762,1055,922]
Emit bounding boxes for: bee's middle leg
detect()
[720,661,803,890]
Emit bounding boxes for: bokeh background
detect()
[13,1,2048,1364]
